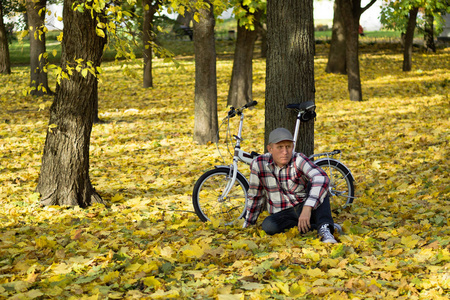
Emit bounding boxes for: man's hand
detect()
[298,206,313,233]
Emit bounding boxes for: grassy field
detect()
[7,26,418,66]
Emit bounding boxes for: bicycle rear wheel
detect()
[192,167,249,225]
[315,159,354,210]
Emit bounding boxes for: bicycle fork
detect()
[219,113,245,202]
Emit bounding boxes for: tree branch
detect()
[360,0,377,16]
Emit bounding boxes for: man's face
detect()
[267,140,294,168]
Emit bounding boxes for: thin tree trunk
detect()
[257,21,267,58]
[36,0,107,207]
[403,7,418,72]
[338,0,362,101]
[193,0,218,144]
[143,0,161,88]
[424,10,436,53]
[265,0,315,155]
[0,1,11,75]
[26,0,51,96]
[227,10,261,108]
[326,0,346,74]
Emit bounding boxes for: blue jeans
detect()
[261,195,334,235]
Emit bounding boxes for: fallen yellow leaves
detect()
[0,44,449,298]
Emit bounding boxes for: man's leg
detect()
[309,195,335,234]
[261,207,298,235]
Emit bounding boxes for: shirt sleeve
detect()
[296,153,330,209]
[243,158,267,227]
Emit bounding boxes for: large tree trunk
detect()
[193,1,218,144]
[36,0,107,207]
[265,0,315,156]
[326,0,346,74]
[403,7,418,72]
[26,0,51,96]
[424,10,436,53]
[143,0,161,88]
[227,10,261,108]
[0,1,11,75]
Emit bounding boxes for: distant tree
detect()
[26,0,52,96]
[142,0,162,88]
[193,0,218,144]
[325,0,346,74]
[36,0,107,206]
[334,0,376,101]
[227,0,264,108]
[403,7,419,71]
[265,0,315,155]
[0,0,11,74]
[380,0,450,71]
[424,9,436,52]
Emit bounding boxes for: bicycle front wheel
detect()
[192,167,249,225]
[315,159,354,210]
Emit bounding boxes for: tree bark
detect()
[265,0,315,156]
[424,10,436,53]
[36,0,107,207]
[173,10,194,31]
[193,1,218,144]
[26,0,51,96]
[326,0,346,74]
[256,21,267,58]
[227,10,261,108]
[0,1,11,75]
[329,0,376,100]
[403,7,418,72]
[143,0,161,88]
[339,0,362,101]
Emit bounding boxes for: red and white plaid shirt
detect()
[243,152,330,227]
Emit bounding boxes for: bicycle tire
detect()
[315,159,355,210]
[192,167,249,225]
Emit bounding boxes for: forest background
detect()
[1,9,450,300]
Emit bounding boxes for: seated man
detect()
[243,128,338,243]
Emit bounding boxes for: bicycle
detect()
[192,100,355,225]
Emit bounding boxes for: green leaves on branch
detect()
[231,0,266,30]
[380,0,450,33]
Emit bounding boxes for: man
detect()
[243,128,338,243]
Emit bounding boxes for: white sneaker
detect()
[318,224,337,243]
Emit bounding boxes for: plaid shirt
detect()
[243,152,330,227]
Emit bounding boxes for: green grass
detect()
[7,28,426,66]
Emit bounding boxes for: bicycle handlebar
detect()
[244,100,258,109]
[227,100,258,118]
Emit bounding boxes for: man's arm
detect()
[296,153,330,209]
[243,159,266,227]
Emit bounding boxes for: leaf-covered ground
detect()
[0,43,449,299]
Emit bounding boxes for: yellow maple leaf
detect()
[307,268,325,278]
[102,271,119,283]
[143,276,161,289]
[328,268,346,278]
[401,235,421,248]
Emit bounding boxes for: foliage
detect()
[230,0,266,30]
[0,43,449,298]
[380,0,450,34]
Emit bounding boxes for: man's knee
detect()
[261,218,281,235]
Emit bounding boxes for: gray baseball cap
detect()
[268,128,294,144]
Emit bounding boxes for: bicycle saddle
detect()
[286,101,315,111]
